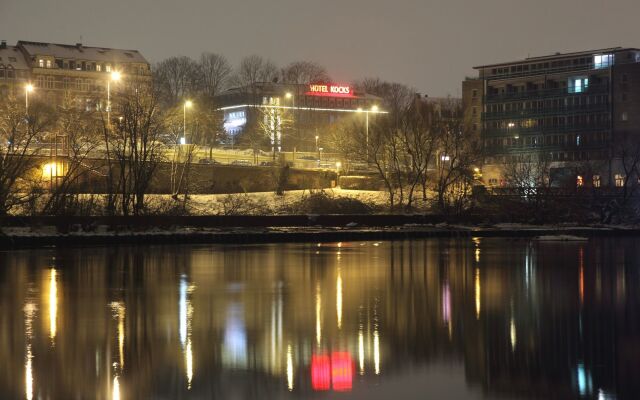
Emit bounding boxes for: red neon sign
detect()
[307,84,354,98]
[311,352,353,392]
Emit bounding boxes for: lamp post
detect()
[107,71,121,125]
[285,91,295,152]
[25,83,33,115]
[359,105,379,163]
[182,100,193,145]
[315,135,319,159]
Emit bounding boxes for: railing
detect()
[484,84,610,103]
[484,63,597,81]
[483,124,611,136]
[482,103,610,120]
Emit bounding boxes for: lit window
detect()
[96,64,101,72]
[593,175,601,188]
[594,54,613,69]
[622,112,628,121]
[46,60,51,68]
[568,77,589,93]
[38,59,44,68]
[106,64,111,72]
[576,175,584,187]
[615,174,625,187]
[576,135,581,146]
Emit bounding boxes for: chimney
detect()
[0,40,6,49]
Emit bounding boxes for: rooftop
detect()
[474,47,639,69]
[17,40,149,64]
[0,45,29,69]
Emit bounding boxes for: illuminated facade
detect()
[464,47,640,187]
[215,82,383,151]
[0,40,151,109]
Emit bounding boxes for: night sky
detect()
[2,0,638,96]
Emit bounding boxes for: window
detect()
[622,112,628,121]
[96,64,102,72]
[615,174,625,187]
[472,107,477,115]
[38,59,44,68]
[568,76,589,93]
[576,134,581,146]
[593,175,601,188]
[106,64,111,72]
[594,54,613,69]
[576,175,584,187]
[472,89,478,98]
[46,60,51,68]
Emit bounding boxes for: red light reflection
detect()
[311,352,353,392]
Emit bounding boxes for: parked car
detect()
[198,158,219,164]
[231,159,252,166]
[260,161,275,166]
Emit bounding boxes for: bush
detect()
[290,191,373,214]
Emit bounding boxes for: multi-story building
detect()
[0,40,30,97]
[215,82,383,151]
[464,47,640,188]
[0,40,151,110]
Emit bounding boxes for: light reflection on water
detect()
[1,238,640,399]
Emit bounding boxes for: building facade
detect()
[0,40,151,110]
[464,47,640,187]
[215,82,383,152]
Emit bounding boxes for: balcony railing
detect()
[483,123,611,136]
[484,84,609,103]
[482,103,610,120]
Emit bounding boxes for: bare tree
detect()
[0,96,54,215]
[232,55,278,88]
[110,86,165,216]
[198,52,232,99]
[280,61,330,84]
[154,56,200,106]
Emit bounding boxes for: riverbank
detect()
[1,219,638,248]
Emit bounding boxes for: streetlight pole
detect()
[182,100,193,145]
[25,84,33,114]
[315,135,319,160]
[107,71,121,126]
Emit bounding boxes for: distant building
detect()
[464,47,640,188]
[215,82,383,151]
[0,39,151,110]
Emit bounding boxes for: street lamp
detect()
[315,135,320,160]
[107,71,121,124]
[25,84,34,115]
[182,100,193,145]
[358,105,379,163]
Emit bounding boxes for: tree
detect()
[154,56,200,107]
[232,55,278,88]
[0,96,54,215]
[198,52,232,99]
[280,61,330,84]
[109,86,165,216]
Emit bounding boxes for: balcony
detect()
[484,84,609,103]
[483,123,611,137]
[482,103,610,120]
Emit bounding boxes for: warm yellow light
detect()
[49,269,57,341]
[473,167,480,173]
[42,162,63,178]
[336,161,342,169]
[185,100,193,108]
[371,105,379,112]
[25,84,34,93]
[285,92,293,99]
[315,135,319,140]
[357,107,363,112]
[111,71,121,82]
[286,344,294,391]
[336,268,342,329]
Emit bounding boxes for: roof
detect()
[0,46,29,69]
[473,47,640,69]
[17,40,149,64]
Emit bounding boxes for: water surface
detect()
[1,238,637,399]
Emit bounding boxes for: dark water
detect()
[1,238,638,399]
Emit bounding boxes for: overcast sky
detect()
[2,0,639,97]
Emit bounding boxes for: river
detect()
[0,237,635,399]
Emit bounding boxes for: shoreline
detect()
[1,222,637,248]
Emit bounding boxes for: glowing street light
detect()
[25,83,34,114]
[107,71,121,124]
[182,100,193,145]
[358,105,379,162]
[285,92,293,99]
